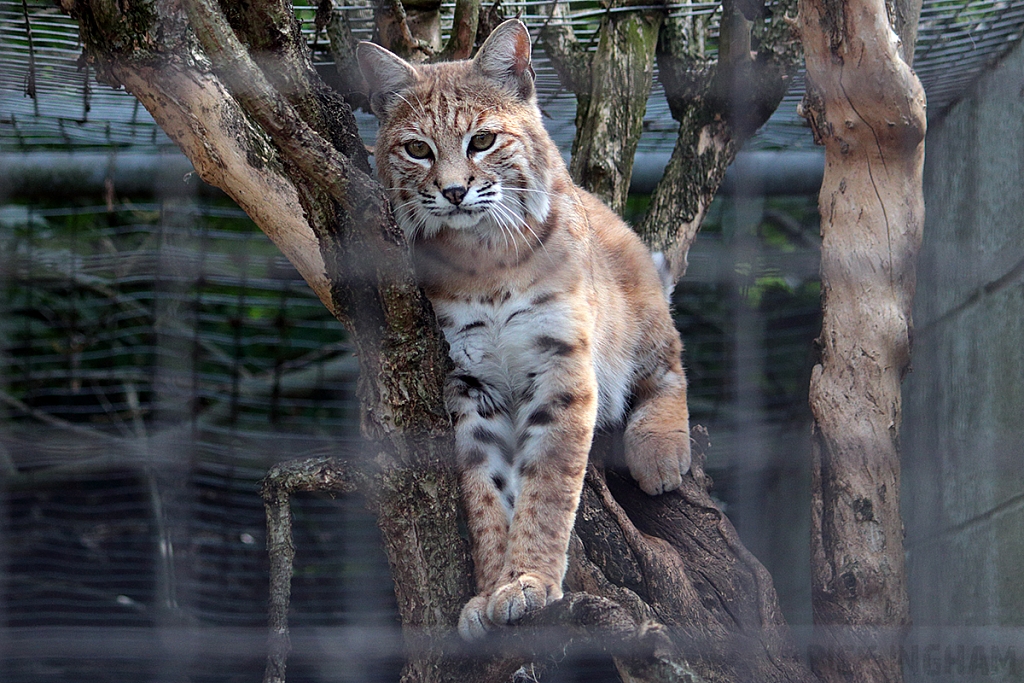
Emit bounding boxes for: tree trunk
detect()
[61,1,819,681]
[798,0,926,680]
[541,1,663,214]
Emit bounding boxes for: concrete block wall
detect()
[902,30,1024,671]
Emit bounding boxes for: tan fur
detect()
[359,20,690,640]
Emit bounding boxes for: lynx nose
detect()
[442,185,468,206]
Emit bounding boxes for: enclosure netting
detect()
[5,0,1024,153]
[1,1,1023,681]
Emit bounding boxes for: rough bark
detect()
[261,458,364,682]
[542,1,664,215]
[64,2,476,680]
[571,430,817,683]
[436,0,480,61]
[262,432,818,683]
[61,1,819,681]
[798,0,926,680]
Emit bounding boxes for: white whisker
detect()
[491,203,530,262]
[488,205,517,259]
[493,199,548,258]
[493,202,525,261]
[509,186,556,198]
[394,92,428,120]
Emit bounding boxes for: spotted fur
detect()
[359,20,691,640]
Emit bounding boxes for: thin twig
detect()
[0,388,121,443]
[20,0,37,100]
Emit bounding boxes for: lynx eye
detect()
[405,140,433,160]
[468,132,496,153]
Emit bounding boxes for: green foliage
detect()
[670,193,821,426]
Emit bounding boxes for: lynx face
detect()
[359,20,691,641]
[360,24,554,245]
[380,103,552,239]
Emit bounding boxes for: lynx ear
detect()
[473,19,535,100]
[357,41,418,117]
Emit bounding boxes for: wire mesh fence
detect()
[0,187,823,681]
[5,0,1024,157]
[0,199,399,682]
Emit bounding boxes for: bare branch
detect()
[219,0,369,166]
[180,2,458,450]
[538,4,592,96]
[474,0,506,47]
[638,0,800,279]
[326,7,371,108]
[890,0,922,65]
[540,1,665,212]
[0,388,122,444]
[718,0,752,65]
[183,0,383,223]
[372,0,436,60]
[261,457,363,683]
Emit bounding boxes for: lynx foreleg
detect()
[457,466,511,640]
[624,366,691,495]
[485,366,596,628]
[486,453,586,626]
[447,374,515,639]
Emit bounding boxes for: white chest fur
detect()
[434,290,632,429]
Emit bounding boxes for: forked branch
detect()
[183,0,387,223]
[638,0,800,279]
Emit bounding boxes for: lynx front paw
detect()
[624,427,691,496]
[486,573,562,626]
[457,595,493,641]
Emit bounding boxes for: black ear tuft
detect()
[473,19,535,100]
[356,41,418,117]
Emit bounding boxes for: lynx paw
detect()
[486,573,562,626]
[624,427,691,496]
[457,595,493,641]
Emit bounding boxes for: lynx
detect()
[358,19,691,640]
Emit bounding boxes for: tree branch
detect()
[62,5,472,680]
[0,388,122,445]
[182,0,454,449]
[325,6,370,108]
[538,4,593,97]
[221,0,370,166]
[372,0,437,60]
[261,457,364,683]
[437,0,481,61]
[183,0,379,221]
[571,429,816,682]
[541,0,665,213]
